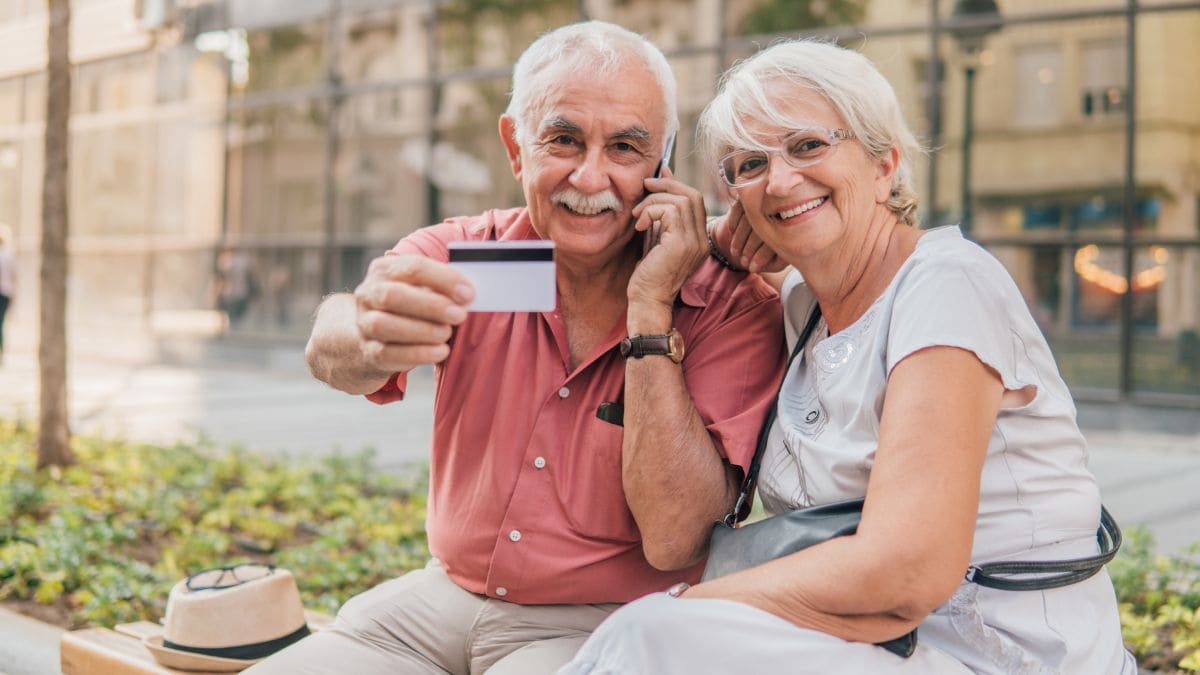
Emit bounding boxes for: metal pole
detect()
[425,7,442,227]
[926,1,942,228]
[1118,0,1138,395]
[321,0,344,293]
[961,64,976,233]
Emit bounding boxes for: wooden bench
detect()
[60,610,332,675]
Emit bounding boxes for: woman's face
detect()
[728,88,896,265]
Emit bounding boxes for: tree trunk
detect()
[38,0,73,469]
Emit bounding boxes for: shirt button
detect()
[495,587,508,597]
[558,386,570,399]
[534,457,546,469]
[509,529,522,542]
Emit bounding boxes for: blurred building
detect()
[0,0,1197,403]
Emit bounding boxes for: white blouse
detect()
[758,225,1102,564]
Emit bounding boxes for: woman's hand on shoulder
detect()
[709,201,788,275]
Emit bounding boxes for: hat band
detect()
[163,624,310,661]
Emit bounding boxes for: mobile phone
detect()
[654,130,677,179]
[643,131,678,255]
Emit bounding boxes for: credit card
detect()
[448,241,556,312]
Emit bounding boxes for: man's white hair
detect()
[698,40,925,226]
[505,21,678,155]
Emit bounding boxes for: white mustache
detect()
[552,187,621,216]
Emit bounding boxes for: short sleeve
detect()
[886,257,1031,392]
[682,272,786,475]
[387,214,488,261]
[365,372,409,404]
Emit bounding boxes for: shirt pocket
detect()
[551,417,641,544]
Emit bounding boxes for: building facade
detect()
[0,0,1197,402]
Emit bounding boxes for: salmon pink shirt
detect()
[368,208,784,604]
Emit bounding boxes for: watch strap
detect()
[622,334,672,357]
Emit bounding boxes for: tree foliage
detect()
[739,0,868,35]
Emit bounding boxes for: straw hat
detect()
[143,564,312,672]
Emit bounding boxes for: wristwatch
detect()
[620,328,685,364]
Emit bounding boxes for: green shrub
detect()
[0,418,429,628]
[1110,526,1200,672]
[5,417,1200,672]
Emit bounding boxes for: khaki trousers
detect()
[244,561,620,675]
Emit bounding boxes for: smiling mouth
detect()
[775,196,827,220]
[561,204,614,217]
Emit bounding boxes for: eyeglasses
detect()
[186,563,275,592]
[718,127,855,187]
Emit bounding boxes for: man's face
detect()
[500,60,668,262]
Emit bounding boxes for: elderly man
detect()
[248,21,783,675]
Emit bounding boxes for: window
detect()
[1014,45,1062,128]
[1081,39,1127,119]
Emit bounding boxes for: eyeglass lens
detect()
[720,129,843,186]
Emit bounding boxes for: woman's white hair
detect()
[698,40,924,226]
[506,21,678,155]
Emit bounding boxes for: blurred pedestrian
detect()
[214,247,258,329]
[0,224,15,364]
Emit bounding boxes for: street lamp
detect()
[949,0,1002,233]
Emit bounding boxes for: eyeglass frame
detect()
[717,127,856,188]
[185,563,276,592]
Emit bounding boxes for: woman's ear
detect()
[499,115,522,180]
[875,144,900,203]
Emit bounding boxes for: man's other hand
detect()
[628,167,708,310]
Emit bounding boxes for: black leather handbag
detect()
[701,307,918,659]
[702,306,1122,660]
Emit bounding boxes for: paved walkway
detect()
[0,339,1196,675]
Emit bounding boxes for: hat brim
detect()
[142,634,269,672]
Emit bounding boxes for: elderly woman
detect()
[559,40,1134,674]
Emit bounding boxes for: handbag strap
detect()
[965,505,1122,590]
[719,301,1123,592]
[724,304,823,526]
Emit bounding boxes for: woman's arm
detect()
[684,345,1005,643]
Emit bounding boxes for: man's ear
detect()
[499,115,523,180]
[874,144,900,203]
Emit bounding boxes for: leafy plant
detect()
[1110,527,1200,672]
[0,418,428,629]
[5,416,1200,672]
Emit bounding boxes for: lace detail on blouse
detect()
[947,585,1058,675]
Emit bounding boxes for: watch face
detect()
[667,330,685,363]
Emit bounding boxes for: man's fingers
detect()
[356,279,469,325]
[636,196,704,241]
[357,309,453,345]
[366,255,475,305]
[362,340,451,372]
